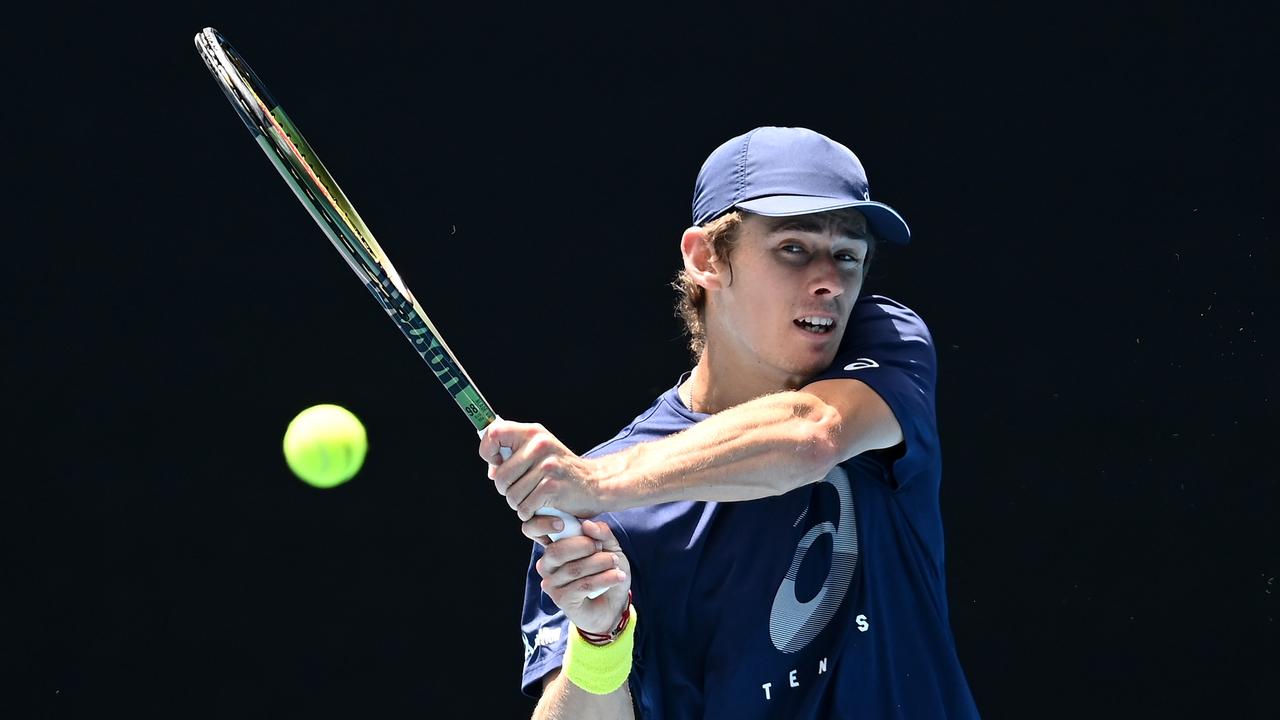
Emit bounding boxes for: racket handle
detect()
[482,422,605,600]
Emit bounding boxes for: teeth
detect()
[798,316,834,326]
[795,316,834,334]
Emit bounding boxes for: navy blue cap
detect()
[691,126,910,245]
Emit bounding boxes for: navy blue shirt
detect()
[519,295,979,718]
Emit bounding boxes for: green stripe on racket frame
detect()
[193,27,588,550]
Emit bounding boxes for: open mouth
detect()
[794,316,836,334]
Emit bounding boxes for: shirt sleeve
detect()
[519,542,569,697]
[810,295,939,491]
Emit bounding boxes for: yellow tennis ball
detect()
[282,404,367,488]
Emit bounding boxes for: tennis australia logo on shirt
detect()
[752,466,865,702]
[768,466,859,653]
[759,466,862,702]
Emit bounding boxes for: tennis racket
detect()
[193,27,590,554]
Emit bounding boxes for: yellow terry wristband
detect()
[563,605,638,695]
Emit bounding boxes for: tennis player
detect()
[481,126,980,718]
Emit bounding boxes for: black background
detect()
[10,2,1275,717]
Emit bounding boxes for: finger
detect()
[480,422,515,484]
[543,565,629,607]
[543,551,623,593]
[581,519,623,552]
[504,445,568,517]
[503,464,546,515]
[537,535,601,576]
[509,472,561,521]
[478,419,512,462]
[522,514,566,543]
[488,432,537,494]
[480,419,538,464]
[489,424,554,496]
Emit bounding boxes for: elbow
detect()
[788,392,844,484]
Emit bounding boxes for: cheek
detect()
[743,279,792,327]
[721,288,778,343]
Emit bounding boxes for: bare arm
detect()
[483,377,902,520]
[596,379,901,509]
[532,669,634,720]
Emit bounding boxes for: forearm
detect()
[533,669,634,720]
[596,390,842,510]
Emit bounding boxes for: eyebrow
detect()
[765,217,872,240]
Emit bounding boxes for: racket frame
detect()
[194,27,498,434]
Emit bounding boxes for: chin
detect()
[809,356,838,377]
[787,352,838,380]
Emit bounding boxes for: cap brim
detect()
[735,195,911,245]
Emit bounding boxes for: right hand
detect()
[535,519,632,636]
[479,419,606,522]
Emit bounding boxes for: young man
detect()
[481,127,980,718]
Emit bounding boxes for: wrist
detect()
[594,445,643,511]
[576,591,633,644]
[564,601,638,695]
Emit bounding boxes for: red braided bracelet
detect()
[576,591,633,646]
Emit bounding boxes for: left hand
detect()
[536,519,632,635]
[479,419,606,521]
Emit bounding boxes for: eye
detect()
[835,251,863,265]
[776,243,811,261]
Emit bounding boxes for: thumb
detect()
[581,519,621,552]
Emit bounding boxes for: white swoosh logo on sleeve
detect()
[843,358,879,371]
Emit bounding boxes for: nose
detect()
[809,256,846,298]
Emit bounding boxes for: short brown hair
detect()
[672,208,877,358]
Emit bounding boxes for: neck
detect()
[681,344,806,414]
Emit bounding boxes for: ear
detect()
[680,226,725,291]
